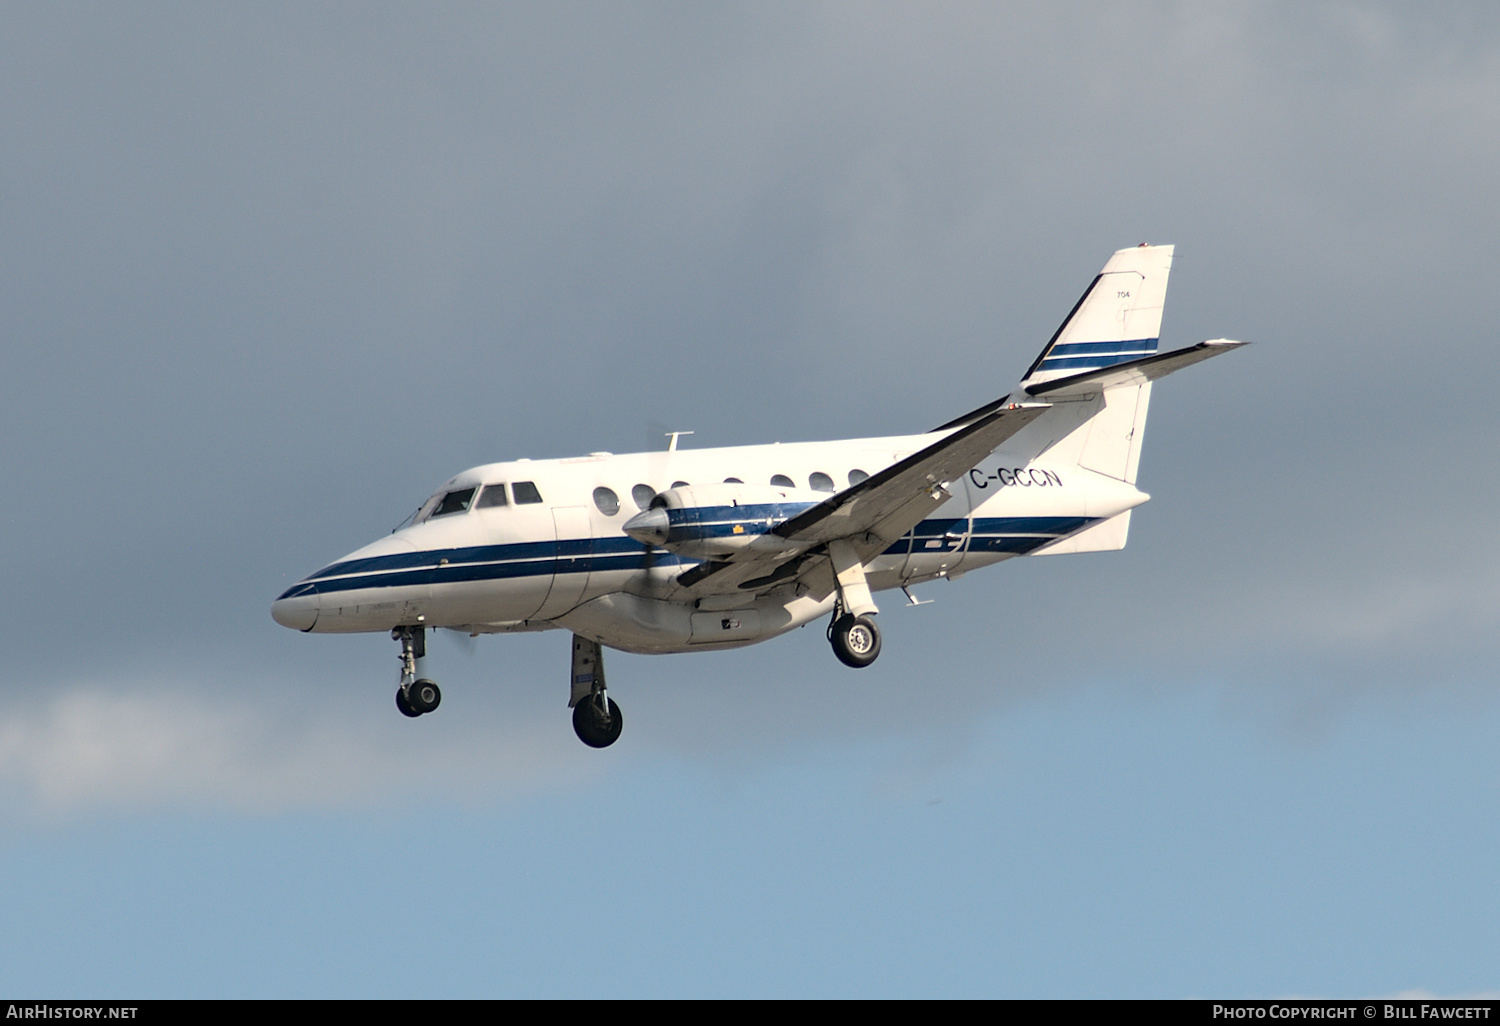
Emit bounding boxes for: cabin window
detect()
[671,480,689,489]
[476,484,508,508]
[512,481,544,505]
[593,487,621,517]
[432,487,476,518]
[770,474,794,488]
[809,472,835,493]
[848,469,869,486]
[723,477,743,484]
[631,484,656,510]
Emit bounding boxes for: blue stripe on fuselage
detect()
[279,515,1102,600]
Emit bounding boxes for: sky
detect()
[2,1,1498,998]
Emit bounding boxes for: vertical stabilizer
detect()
[1021,244,1173,389]
[1018,245,1173,486]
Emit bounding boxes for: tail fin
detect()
[945,244,1241,491]
[1015,245,1247,557]
[1019,244,1174,486]
[1020,243,1174,390]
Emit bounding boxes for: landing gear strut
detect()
[393,625,441,718]
[569,634,622,748]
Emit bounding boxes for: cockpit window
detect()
[476,484,508,509]
[432,487,476,518]
[393,498,435,533]
[513,481,544,505]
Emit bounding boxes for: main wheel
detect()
[396,688,421,718]
[408,678,442,715]
[830,613,881,668]
[572,694,624,748]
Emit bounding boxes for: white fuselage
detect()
[271,430,1148,655]
[267,244,1239,749]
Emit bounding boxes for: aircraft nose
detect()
[271,582,319,631]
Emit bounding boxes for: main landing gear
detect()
[573,693,623,748]
[826,538,882,669]
[569,634,622,748]
[829,610,881,668]
[393,626,442,718]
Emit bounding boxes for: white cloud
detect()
[0,676,601,819]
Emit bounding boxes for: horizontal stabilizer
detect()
[1023,339,1247,397]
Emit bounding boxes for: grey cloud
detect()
[2,3,1498,763]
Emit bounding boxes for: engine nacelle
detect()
[621,483,825,559]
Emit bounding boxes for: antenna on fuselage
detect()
[632,429,696,578]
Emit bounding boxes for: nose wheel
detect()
[396,689,420,718]
[393,626,441,718]
[399,678,441,717]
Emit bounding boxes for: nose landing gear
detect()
[393,626,441,718]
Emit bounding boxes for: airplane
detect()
[272,244,1245,748]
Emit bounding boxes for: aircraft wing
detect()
[675,402,1050,596]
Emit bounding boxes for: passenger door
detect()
[535,506,593,619]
